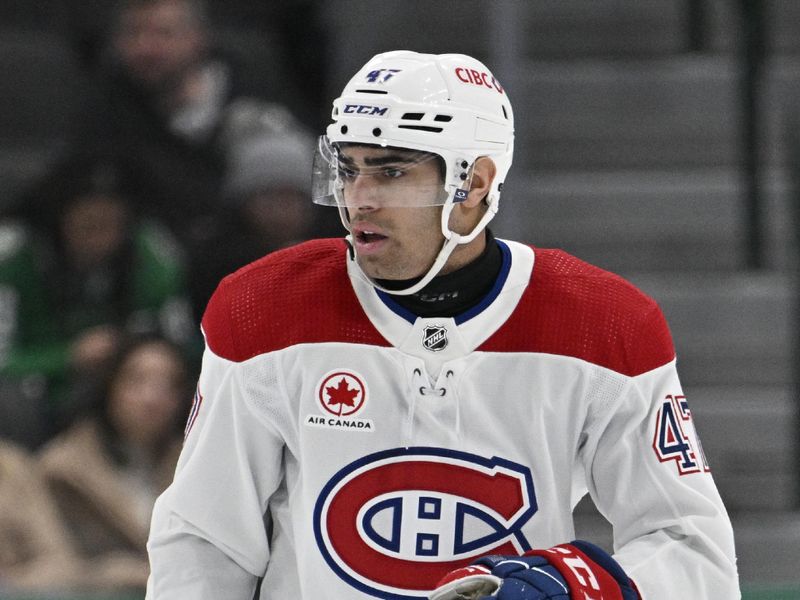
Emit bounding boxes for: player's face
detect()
[339,146,446,281]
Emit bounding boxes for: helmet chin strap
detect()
[347,232,462,296]
[342,194,498,296]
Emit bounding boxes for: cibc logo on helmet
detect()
[454,66,504,94]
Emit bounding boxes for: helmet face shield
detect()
[311,136,470,208]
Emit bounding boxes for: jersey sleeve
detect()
[146,286,287,598]
[581,308,740,599]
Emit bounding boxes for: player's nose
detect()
[346,175,382,212]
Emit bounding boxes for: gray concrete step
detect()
[494,168,746,273]
[495,164,798,274]
[515,0,689,59]
[686,385,797,512]
[731,510,800,585]
[627,272,794,386]
[762,1,800,55]
[507,56,740,171]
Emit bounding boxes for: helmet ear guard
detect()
[317,50,514,295]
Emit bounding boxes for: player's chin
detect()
[356,255,390,280]
[356,255,411,282]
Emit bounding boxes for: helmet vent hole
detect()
[434,115,453,122]
[401,112,425,121]
[397,125,443,133]
[502,105,508,119]
[355,89,388,94]
[340,125,348,134]
[372,127,382,137]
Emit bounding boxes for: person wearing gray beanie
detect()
[223,130,313,205]
[188,128,321,315]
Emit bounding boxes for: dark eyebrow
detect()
[338,152,418,167]
[363,154,416,166]
[338,154,356,167]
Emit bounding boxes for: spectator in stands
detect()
[0,438,82,593]
[0,157,196,449]
[189,129,325,314]
[72,0,310,258]
[37,335,192,592]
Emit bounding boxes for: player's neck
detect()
[376,229,502,318]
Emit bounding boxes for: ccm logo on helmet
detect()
[454,67,504,94]
[344,104,389,116]
[314,447,537,599]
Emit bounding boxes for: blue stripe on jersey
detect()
[376,240,512,324]
[376,289,418,324]
[454,239,511,325]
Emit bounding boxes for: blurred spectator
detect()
[71,0,312,254]
[0,438,82,593]
[37,335,191,592]
[203,0,329,129]
[190,128,325,313]
[0,158,196,449]
[60,0,325,124]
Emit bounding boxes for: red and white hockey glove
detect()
[430,540,640,600]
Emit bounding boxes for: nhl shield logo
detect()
[422,325,448,352]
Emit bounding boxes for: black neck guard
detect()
[375,229,502,318]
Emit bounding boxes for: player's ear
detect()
[464,157,496,208]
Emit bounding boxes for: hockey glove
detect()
[429,540,640,600]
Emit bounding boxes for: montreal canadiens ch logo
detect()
[314,447,537,599]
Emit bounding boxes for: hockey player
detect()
[146,51,740,599]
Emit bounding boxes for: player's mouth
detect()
[352,224,389,255]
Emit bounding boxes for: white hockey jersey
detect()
[146,238,740,599]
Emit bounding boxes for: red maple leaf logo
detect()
[325,377,360,413]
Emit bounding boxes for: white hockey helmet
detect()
[313,50,514,294]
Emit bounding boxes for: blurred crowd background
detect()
[0,1,798,599]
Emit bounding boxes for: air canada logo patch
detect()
[306,370,373,432]
[422,325,448,352]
